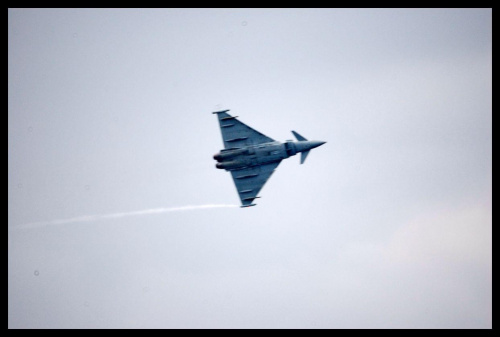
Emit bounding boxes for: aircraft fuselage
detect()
[214,139,325,171]
[214,141,290,170]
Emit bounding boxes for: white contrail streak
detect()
[13,204,238,230]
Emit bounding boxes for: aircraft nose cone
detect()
[294,140,326,153]
[309,140,326,149]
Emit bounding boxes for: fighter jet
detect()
[213,109,326,207]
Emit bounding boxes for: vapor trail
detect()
[13,204,238,230]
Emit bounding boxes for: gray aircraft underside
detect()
[213,109,326,207]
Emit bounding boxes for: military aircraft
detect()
[213,109,326,207]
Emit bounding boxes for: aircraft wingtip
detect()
[212,109,230,114]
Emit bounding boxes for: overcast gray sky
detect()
[8,8,491,328]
